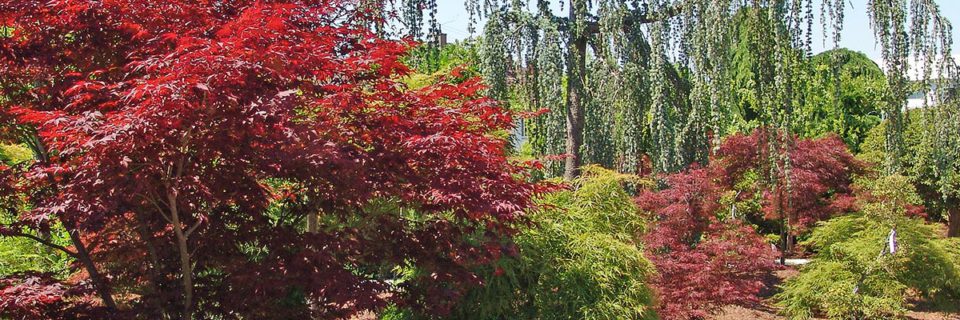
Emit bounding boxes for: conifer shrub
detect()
[0,144,31,165]
[776,175,960,319]
[439,166,657,320]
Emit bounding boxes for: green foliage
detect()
[867,0,956,173]
[726,7,764,133]
[859,110,960,226]
[0,218,73,276]
[797,49,886,152]
[0,238,72,276]
[451,0,954,179]
[0,144,32,165]
[729,17,885,154]
[0,143,67,276]
[776,175,960,319]
[438,166,657,319]
[402,41,480,89]
[858,120,887,168]
[522,24,567,177]
[937,237,960,300]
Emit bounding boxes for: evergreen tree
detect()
[393,0,956,185]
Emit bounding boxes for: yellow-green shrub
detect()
[776,175,960,319]
[443,166,657,320]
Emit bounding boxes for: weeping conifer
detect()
[389,0,956,187]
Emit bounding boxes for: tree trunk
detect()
[948,202,959,238]
[779,221,787,265]
[63,220,118,310]
[778,187,789,265]
[134,210,169,316]
[563,0,587,181]
[307,212,319,234]
[27,138,117,309]
[168,190,194,320]
[787,234,795,253]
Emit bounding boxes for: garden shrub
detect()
[1,1,547,317]
[0,144,32,165]
[0,147,72,278]
[639,166,777,319]
[436,166,657,320]
[858,111,960,236]
[0,272,110,319]
[0,230,73,277]
[776,175,960,319]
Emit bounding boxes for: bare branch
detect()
[6,231,77,258]
[138,192,172,223]
[185,219,202,238]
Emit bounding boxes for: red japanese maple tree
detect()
[0,1,544,319]
[638,167,776,319]
[716,130,863,237]
[637,129,862,318]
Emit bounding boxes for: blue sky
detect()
[433,0,960,63]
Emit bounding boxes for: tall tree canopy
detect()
[795,48,886,152]
[862,109,960,236]
[0,1,546,318]
[394,0,957,184]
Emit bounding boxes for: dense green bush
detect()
[402,42,480,89]
[0,227,73,276]
[403,166,656,319]
[796,49,886,152]
[776,175,960,319]
[0,144,72,276]
[859,110,960,237]
[0,144,32,165]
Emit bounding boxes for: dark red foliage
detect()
[0,272,108,320]
[0,1,545,318]
[638,130,863,318]
[716,130,863,233]
[0,273,66,319]
[638,167,777,319]
[0,164,13,203]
